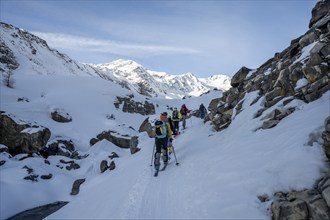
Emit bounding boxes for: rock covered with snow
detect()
[114,95,155,115]
[50,109,72,123]
[0,112,51,155]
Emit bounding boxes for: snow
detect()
[92,59,231,99]
[1,68,329,219]
[295,78,309,89]
[1,22,329,220]
[245,69,257,79]
[264,67,272,76]
[293,41,317,64]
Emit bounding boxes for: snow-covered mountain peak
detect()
[90,59,231,98]
[96,59,145,73]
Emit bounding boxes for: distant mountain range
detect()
[0,22,231,99]
[91,59,231,98]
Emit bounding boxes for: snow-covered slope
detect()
[1,70,328,219]
[0,22,97,77]
[200,74,231,91]
[1,16,329,220]
[0,22,230,100]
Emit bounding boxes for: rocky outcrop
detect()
[0,38,19,73]
[0,112,51,155]
[270,71,330,219]
[114,94,155,115]
[42,138,87,159]
[208,1,330,132]
[266,115,330,219]
[309,0,330,28]
[205,1,330,219]
[138,117,154,138]
[100,160,116,173]
[7,201,68,220]
[90,130,139,153]
[70,178,85,195]
[271,175,330,220]
[323,117,330,160]
[51,109,72,123]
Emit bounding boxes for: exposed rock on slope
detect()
[208,2,329,132]
[207,1,330,219]
[0,112,51,155]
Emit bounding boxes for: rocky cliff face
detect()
[208,0,329,132]
[207,1,330,219]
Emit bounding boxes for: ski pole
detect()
[150,141,156,167]
[171,144,179,166]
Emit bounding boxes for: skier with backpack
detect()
[153,112,173,176]
[199,103,207,119]
[180,104,190,129]
[162,112,175,135]
[170,107,182,135]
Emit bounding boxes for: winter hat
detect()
[160,112,167,121]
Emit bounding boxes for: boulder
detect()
[272,196,309,220]
[109,152,119,160]
[230,66,251,88]
[43,138,86,159]
[319,176,330,208]
[100,160,108,173]
[109,161,116,170]
[309,0,330,28]
[272,182,330,220]
[90,130,139,151]
[51,109,72,123]
[322,117,330,160]
[138,117,154,138]
[70,178,85,195]
[0,113,51,155]
[129,136,140,154]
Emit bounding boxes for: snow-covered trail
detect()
[46,119,222,219]
[46,118,268,219]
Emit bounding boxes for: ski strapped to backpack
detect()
[154,120,167,138]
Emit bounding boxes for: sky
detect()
[1,0,317,77]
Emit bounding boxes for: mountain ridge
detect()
[0,21,231,99]
[89,59,231,98]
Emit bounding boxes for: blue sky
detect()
[1,0,316,77]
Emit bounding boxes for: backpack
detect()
[154,120,167,138]
[180,106,187,114]
[172,110,179,119]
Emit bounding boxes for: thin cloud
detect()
[32,32,201,58]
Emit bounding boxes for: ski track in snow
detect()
[121,159,178,219]
[120,165,153,219]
